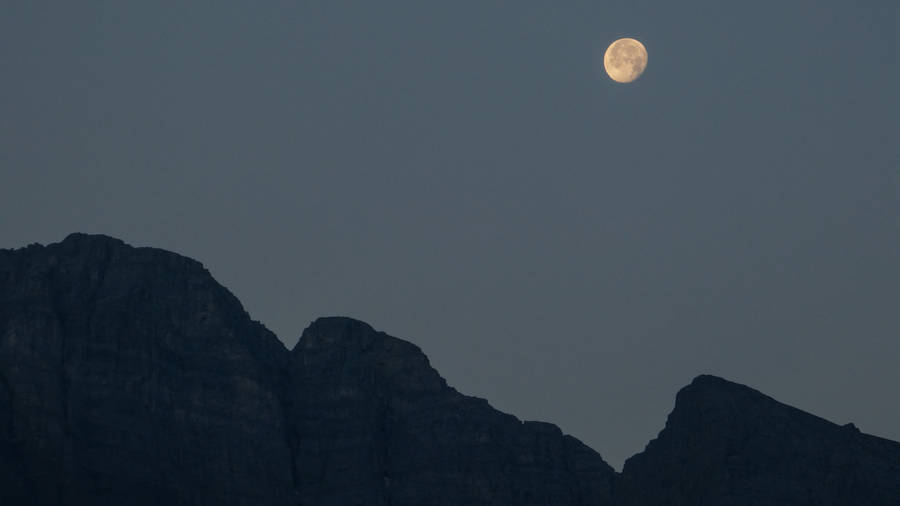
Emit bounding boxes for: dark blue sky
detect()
[2,1,897,468]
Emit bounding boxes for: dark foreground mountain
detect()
[0,234,897,505]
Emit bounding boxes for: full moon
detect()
[603,38,648,83]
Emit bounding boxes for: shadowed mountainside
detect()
[0,234,613,506]
[619,375,900,505]
[0,234,897,505]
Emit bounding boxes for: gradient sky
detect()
[2,1,897,469]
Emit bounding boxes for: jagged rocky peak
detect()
[59,231,126,246]
[623,373,861,470]
[619,374,900,506]
[54,231,127,250]
[0,233,294,505]
[286,315,616,506]
[3,232,211,304]
[663,373,845,438]
[668,374,782,418]
[292,315,449,396]
[6,232,286,358]
[297,315,383,349]
[19,232,179,270]
[679,373,776,402]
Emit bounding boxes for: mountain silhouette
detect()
[619,375,900,505]
[1,234,897,505]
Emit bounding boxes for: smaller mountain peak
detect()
[3,233,127,255]
[622,376,900,504]
[49,233,211,273]
[663,375,845,442]
[291,317,448,393]
[685,374,751,392]
[689,374,737,386]
[682,374,768,396]
[62,232,125,244]
[673,375,769,412]
[58,232,128,251]
[295,316,379,350]
[304,316,376,337]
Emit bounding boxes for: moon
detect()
[603,38,648,83]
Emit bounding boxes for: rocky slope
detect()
[1,234,898,505]
[618,375,900,506]
[288,316,613,506]
[0,234,293,505]
[0,234,614,506]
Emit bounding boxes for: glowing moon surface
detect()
[603,38,648,83]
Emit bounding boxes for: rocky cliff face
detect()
[288,317,614,506]
[0,234,293,505]
[1,234,898,505]
[0,234,614,506]
[618,375,900,506]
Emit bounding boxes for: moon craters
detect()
[603,38,648,83]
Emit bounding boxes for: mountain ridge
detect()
[1,233,897,505]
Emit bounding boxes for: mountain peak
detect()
[675,374,771,407]
[295,316,379,350]
[620,375,900,505]
[684,373,764,393]
[291,315,447,395]
[688,373,732,386]
[669,374,838,432]
[61,232,126,246]
[2,234,897,505]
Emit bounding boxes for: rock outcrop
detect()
[1,234,898,505]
